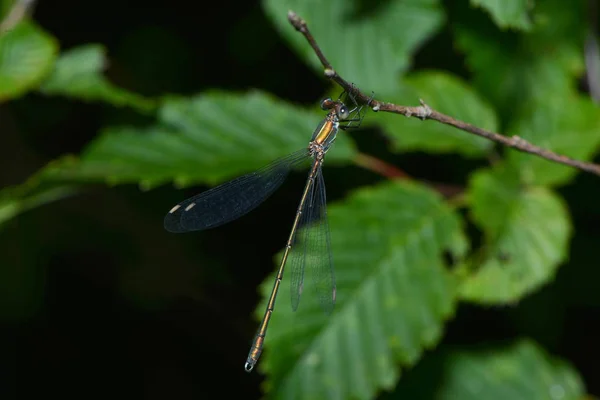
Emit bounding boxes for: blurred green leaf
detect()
[460,166,571,304]
[0,183,77,228]
[389,339,586,399]
[436,340,585,400]
[39,44,156,112]
[455,0,585,117]
[41,91,357,189]
[263,0,445,96]
[260,181,468,399]
[378,71,496,156]
[0,0,16,20]
[0,20,57,100]
[470,0,532,30]
[506,94,600,186]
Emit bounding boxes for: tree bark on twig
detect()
[287,11,600,178]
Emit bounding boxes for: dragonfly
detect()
[164,90,370,372]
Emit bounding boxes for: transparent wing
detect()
[289,163,318,312]
[311,167,336,314]
[164,149,310,233]
[288,164,335,314]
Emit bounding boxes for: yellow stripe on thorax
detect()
[313,119,335,145]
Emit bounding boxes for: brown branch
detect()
[354,153,464,198]
[287,11,600,178]
[354,153,410,180]
[0,0,37,33]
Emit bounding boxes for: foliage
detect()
[470,0,532,30]
[378,71,497,156]
[0,0,596,398]
[388,339,585,399]
[264,0,446,96]
[39,44,156,112]
[262,182,467,399]
[0,20,57,100]
[459,165,571,304]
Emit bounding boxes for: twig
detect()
[354,153,409,180]
[585,0,600,102]
[354,152,464,198]
[287,11,600,178]
[0,0,36,33]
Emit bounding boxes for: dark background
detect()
[1,0,599,398]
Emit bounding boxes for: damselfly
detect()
[164,91,369,372]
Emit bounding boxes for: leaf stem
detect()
[353,152,464,198]
[353,153,409,180]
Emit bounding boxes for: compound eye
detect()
[338,105,350,119]
[320,98,334,110]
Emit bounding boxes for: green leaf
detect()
[0,20,58,100]
[506,93,600,186]
[259,181,468,399]
[388,339,586,399]
[41,91,357,189]
[460,166,571,304]
[263,0,445,96]
[0,184,77,228]
[455,0,585,117]
[437,340,585,400]
[0,0,16,20]
[39,44,156,112]
[378,71,497,156]
[470,0,532,30]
